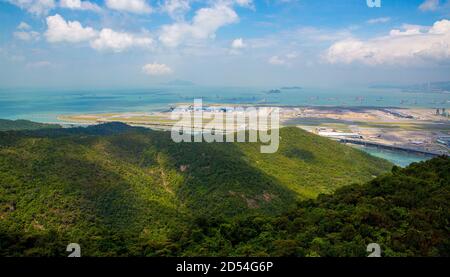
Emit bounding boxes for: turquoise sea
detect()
[0,86,448,166]
[352,145,435,167]
[1,86,449,123]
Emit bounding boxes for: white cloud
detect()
[90,29,153,52]
[44,14,153,52]
[60,0,101,11]
[231,38,246,49]
[419,0,440,12]
[45,14,97,43]
[268,52,298,65]
[159,24,187,48]
[105,0,152,14]
[14,21,40,41]
[367,17,391,24]
[389,24,428,36]
[142,63,173,75]
[161,0,190,20]
[17,22,31,30]
[8,0,55,15]
[159,3,238,47]
[268,55,286,65]
[14,31,40,41]
[234,0,253,8]
[188,4,238,38]
[324,19,450,65]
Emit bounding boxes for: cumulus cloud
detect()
[231,38,246,49]
[234,0,253,8]
[14,21,40,41]
[324,19,450,65]
[8,0,55,15]
[268,55,286,65]
[45,14,97,43]
[60,0,101,11]
[161,0,190,20]
[142,63,173,75]
[105,0,152,14]
[268,52,298,65]
[229,38,247,55]
[17,22,31,30]
[14,31,40,41]
[419,0,440,11]
[44,14,153,52]
[90,29,153,52]
[159,3,238,47]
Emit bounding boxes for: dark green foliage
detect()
[178,156,450,257]
[1,122,441,257]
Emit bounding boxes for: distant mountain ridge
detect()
[0,119,61,131]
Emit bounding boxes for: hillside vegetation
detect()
[179,156,450,257]
[0,119,61,131]
[0,123,397,256]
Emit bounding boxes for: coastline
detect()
[55,105,449,159]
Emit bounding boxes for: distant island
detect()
[266,87,303,94]
[266,89,282,94]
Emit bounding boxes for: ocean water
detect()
[0,86,448,123]
[0,86,448,167]
[352,145,433,167]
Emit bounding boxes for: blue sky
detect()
[0,0,450,88]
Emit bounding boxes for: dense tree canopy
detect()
[1,122,446,257]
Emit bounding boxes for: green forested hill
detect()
[0,123,395,256]
[0,119,61,131]
[181,156,450,257]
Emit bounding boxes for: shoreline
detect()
[1,104,448,166]
[55,104,449,157]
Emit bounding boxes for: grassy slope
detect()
[0,123,392,256]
